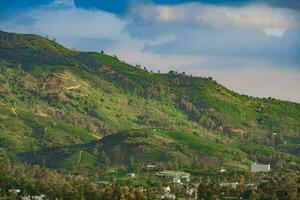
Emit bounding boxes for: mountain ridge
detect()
[0,30,299,171]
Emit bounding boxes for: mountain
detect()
[0,30,299,171]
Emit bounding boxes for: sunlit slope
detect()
[0,30,299,170]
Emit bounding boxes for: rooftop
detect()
[155,170,190,178]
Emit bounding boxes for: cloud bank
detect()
[0,0,299,102]
[135,3,298,37]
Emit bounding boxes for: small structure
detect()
[108,169,117,175]
[246,183,257,190]
[161,186,176,200]
[31,194,45,200]
[74,175,84,181]
[163,186,171,193]
[181,174,190,182]
[155,170,191,183]
[161,193,176,200]
[8,189,21,194]
[250,163,270,173]
[128,173,136,178]
[172,177,181,184]
[186,187,196,197]
[220,166,226,173]
[219,182,239,189]
[145,164,157,170]
[21,196,31,200]
[97,181,112,187]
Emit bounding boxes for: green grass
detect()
[62,150,98,168]
[0,30,299,171]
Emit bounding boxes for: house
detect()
[186,187,196,197]
[108,169,117,175]
[155,170,191,183]
[161,186,176,200]
[250,163,270,172]
[31,194,45,200]
[146,164,157,169]
[74,175,84,181]
[143,164,157,171]
[246,183,257,190]
[8,189,21,194]
[31,196,43,200]
[172,177,181,184]
[21,196,31,200]
[181,175,191,182]
[220,166,226,173]
[161,193,176,200]
[163,186,171,193]
[97,181,112,187]
[219,182,239,189]
[128,173,136,178]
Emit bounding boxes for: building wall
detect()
[250,163,270,172]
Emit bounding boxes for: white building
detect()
[146,164,157,169]
[186,187,196,197]
[161,186,176,200]
[220,166,226,173]
[172,177,181,184]
[8,189,21,194]
[21,196,31,200]
[181,175,191,182]
[219,182,239,189]
[160,193,176,200]
[31,194,45,200]
[128,173,136,178]
[163,186,171,193]
[250,163,270,172]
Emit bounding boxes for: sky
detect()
[0,0,299,102]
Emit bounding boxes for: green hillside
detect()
[0,30,299,171]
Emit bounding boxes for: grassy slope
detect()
[0,30,299,170]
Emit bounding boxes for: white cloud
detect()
[263,27,287,37]
[156,6,186,22]
[52,0,75,8]
[133,4,186,23]
[135,3,298,37]
[106,35,203,72]
[145,34,177,46]
[0,2,127,42]
[0,1,299,102]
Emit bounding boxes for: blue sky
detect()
[0,0,299,102]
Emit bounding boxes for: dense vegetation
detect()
[0,161,299,199]
[0,30,299,170]
[0,30,299,198]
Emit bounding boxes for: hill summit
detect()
[0,30,299,170]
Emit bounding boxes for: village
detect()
[4,162,275,200]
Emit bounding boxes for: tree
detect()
[277,173,299,200]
